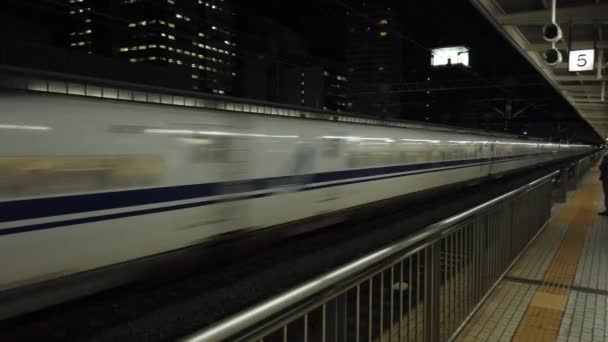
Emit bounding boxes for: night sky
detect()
[234,0,536,77]
[1,0,597,142]
[234,0,599,142]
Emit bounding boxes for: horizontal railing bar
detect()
[181,170,560,342]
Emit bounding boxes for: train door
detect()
[218,121,252,234]
[189,122,251,235]
[485,142,496,177]
[220,130,251,233]
[319,135,345,204]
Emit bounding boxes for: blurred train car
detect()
[0,92,592,318]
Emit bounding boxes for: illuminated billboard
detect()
[431,46,470,67]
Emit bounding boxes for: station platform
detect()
[457,166,607,342]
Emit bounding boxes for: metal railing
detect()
[567,156,594,191]
[182,166,586,342]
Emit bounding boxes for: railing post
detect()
[567,163,577,191]
[555,168,568,203]
[424,244,441,342]
[324,298,339,342]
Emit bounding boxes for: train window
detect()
[347,151,385,168]
[192,136,231,163]
[322,138,341,158]
[0,155,164,198]
[347,152,362,168]
[430,150,441,161]
[422,151,430,162]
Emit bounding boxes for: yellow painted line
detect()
[529,291,568,311]
[512,169,599,342]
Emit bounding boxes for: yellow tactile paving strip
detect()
[511,170,599,342]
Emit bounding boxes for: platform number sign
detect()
[568,49,595,72]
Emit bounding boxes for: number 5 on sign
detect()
[568,49,595,72]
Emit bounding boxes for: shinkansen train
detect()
[0,92,592,317]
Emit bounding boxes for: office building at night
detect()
[237,16,349,112]
[301,65,349,112]
[65,0,236,94]
[345,2,403,117]
[65,0,113,56]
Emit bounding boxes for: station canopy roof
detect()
[471,0,607,139]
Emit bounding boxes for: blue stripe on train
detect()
[0,154,534,229]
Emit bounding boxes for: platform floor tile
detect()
[456,167,606,342]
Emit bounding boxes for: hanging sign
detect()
[568,49,595,72]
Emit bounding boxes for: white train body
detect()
[0,93,591,296]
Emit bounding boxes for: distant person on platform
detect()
[600,153,608,216]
